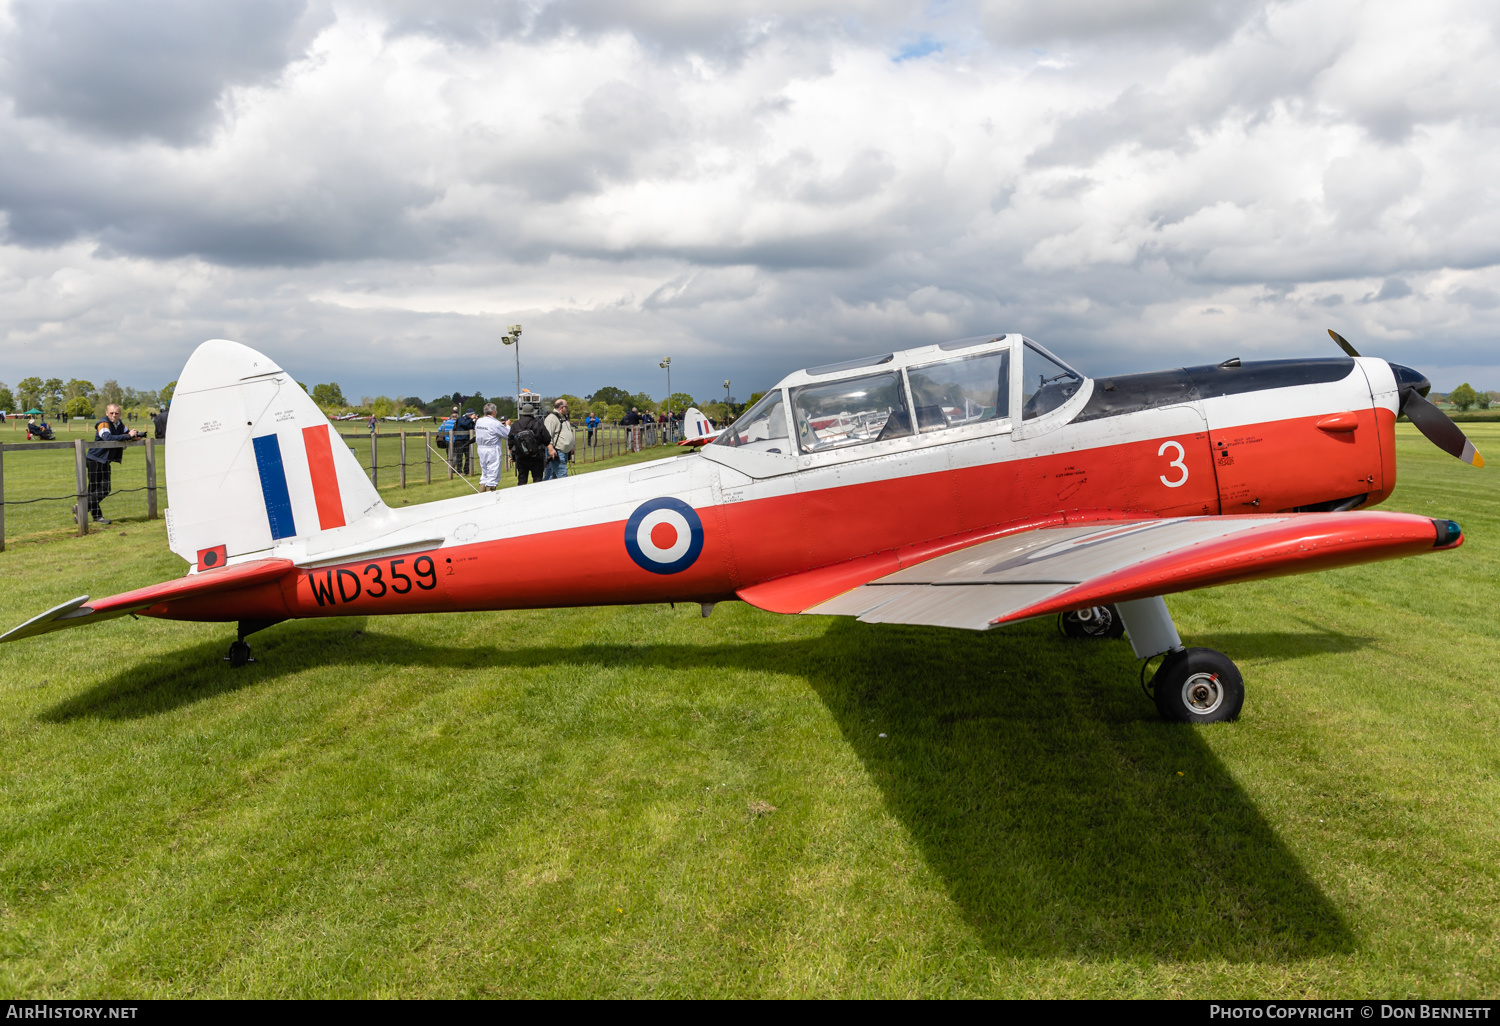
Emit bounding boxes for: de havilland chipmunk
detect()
[2,330,1482,723]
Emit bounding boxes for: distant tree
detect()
[159,380,177,406]
[43,378,64,414]
[590,400,610,419]
[493,397,517,419]
[64,395,94,419]
[745,391,766,407]
[401,396,426,414]
[312,382,346,408]
[98,379,124,408]
[0,383,13,413]
[371,396,395,418]
[591,386,632,407]
[1449,383,1480,411]
[665,392,696,415]
[16,377,43,412]
[1477,391,1493,410]
[629,391,657,413]
[606,403,625,423]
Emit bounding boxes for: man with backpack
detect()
[543,398,576,480]
[507,401,550,486]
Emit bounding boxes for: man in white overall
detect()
[476,403,508,490]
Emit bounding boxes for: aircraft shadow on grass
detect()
[43,614,1369,962]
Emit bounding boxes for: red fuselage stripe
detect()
[302,425,347,531]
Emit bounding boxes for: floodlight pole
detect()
[660,357,672,435]
[503,324,523,409]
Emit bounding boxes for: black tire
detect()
[1152,647,1244,723]
[227,640,252,668]
[1061,604,1126,640]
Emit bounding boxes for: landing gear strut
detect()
[224,618,283,669]
[1116,596,1243,723]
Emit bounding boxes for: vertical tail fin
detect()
[165,339,386,569]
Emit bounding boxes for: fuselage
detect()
[145,335,1402,625]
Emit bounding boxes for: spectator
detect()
[508,401,550,486]
[153,404,169,440]
[476,403,506,491]
[83,403,138,525]
[543,398,576,481]
[585,412,598,447]
[368,413,377,434]
[452,408,476,475]
[27,415,53,441]
[624,406,642,451]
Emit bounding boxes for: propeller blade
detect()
[1328,329,1361,358]
[1402,390,1485,467]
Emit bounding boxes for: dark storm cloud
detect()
[1,0,320,145]
[979,0,1263,48]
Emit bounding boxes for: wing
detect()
[0,559,295,643]
[738,512,1460,631]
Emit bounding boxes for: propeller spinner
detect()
[1329,329,1485,468]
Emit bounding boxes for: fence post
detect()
[74,440,88,536]
[424,431,431,485]
[400,431,407,489]
[0,444,6,552]
[145,438,158,519]
[369,432,378,488]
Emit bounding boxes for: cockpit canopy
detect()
[713,334,1085,453]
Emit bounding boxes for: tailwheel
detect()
[1149,647,1243,723]
[1060,604,1126,640]
[225,640,254,668]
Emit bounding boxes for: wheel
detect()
[1151,647,1243,723]
[227,640,253,668]
[1061,604,1126,639]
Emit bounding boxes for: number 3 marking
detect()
[1159,440,1189,488]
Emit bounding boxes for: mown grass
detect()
[0,425,1496,997]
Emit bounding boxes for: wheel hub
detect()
[1182,672,1223,714]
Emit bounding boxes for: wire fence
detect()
[0,420,688,550]
[0,438,162,547]
[333,422,683,486]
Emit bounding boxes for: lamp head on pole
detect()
[508,324,523,336]
[502,334,514,346]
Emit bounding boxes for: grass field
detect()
[0,424,1497,997]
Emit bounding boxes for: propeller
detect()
[1329,329,1484,467]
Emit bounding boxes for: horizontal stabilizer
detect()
[1,559,295,644]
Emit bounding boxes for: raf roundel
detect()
[624,497,704,575]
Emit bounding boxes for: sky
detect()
[1,0,1497,403]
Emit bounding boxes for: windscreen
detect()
[908,349,1010,432]
[712,390,790,452]
[791,372,912,452]
[1022,343,1084,419]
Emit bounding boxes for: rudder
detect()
[165,339,386,570]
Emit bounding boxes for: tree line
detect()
[310,382,748,425]
[0,373,755,426]
[0,377,176,418]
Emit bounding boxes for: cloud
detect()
[1,0,323,145]
[1,0,1499,400]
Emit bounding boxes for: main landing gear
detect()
[1069,596,1245,724]
[224,619,283,668]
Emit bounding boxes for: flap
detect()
[797,512,1455,631]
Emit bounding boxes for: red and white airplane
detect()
[3,331,1481,723]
